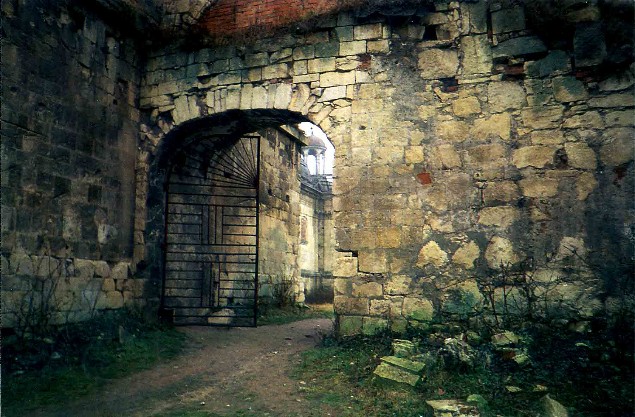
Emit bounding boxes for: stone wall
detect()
[1,0,144,327]
[138,0,633,335]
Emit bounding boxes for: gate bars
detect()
[162,135,261,326]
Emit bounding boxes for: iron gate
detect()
[163,135,260,326]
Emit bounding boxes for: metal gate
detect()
[162,135,260,326]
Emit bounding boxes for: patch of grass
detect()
[257,303,334,326]
[2,311,187,417]
[294,328,634,417]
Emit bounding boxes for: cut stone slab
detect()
[426,399,480,417]
[539,395,569,417]
[381,355,426,373]
[373,362,420,387]
[492,36,547,61]
[393,339,417,357]
[491,331,520,347]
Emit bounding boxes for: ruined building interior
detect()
[1,0,633,339]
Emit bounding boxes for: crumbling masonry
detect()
[2,0,633,333]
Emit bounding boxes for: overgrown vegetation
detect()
[295,322,634,416]
[2,308,187,417]
[257,303,334,326]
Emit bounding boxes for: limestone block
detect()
[308,57,336,73]
[598,70,635,92]
[334,278,351,296]
[244,52,269,67]
[460,35,492,76]
[262,63,289,79]
[525,50,571,78]
[483,181,520,205]
[604,110,634,127]
[521,106,564,130]
[354,23,383,40]
[553,76,588,102]
[485,236,520,268]
[429,144,461,169]
[34,256,62,278]
[352,282,383,298]
[492,36,547,60]
[471,113,511,140]
[491,7,525,34]
[370,299,392,316]
[252,85,268,108]
[334,296,370,315]
[519,177,559,198]
[451,241,480,269]
[239,84,254,109]
[96,290,124,310]
[102,278,116,292]
[334,255,358,277]
[435,120,469,142]
[226,86,241,109]
[561,111,604,129]
[172,95,200,125]
[417,241,448,268]
[377,227,402,248]
[600,130,635,166]
[319,86,347,102]
[478,206,520,228]
[405,146,425,164]
[564,142,597,169]
[375,146,404,165]
[339,41,366,56]
[402,297,434,321]
[464,144,507,169]
[74,259,96,280]
[385,275,413,295]
[452,96,481,117]
[338,315,363,336]
[362,317,389,335]
[512,146,556,168]
[487,81,527,112]
[93,261,110,278]
[576,171,598,200]
[358,250,388,273]
[531,130,566,145]
[320,71,355,87]
[574,22,606,67]
[588,93,635,108]
[418,49,459,79]
[110,262,130,280]
[273,83,292,109]
[368,40,390,54]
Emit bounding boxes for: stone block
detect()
[435,120,469,142]
[492,36,547,60]
[452,96,481,116]
[333,255,358,277]
[588,93,635,108]
[339,41,366,56]
[320,71,355,87]
[74,259,96,280]
[96,290,124,310]
[334,296,369,315]
[553,76,588,102]
[562,110,604,129]
[576,172,598,200]
[418,49,459,79]
[362,317,389,335]
[368,40,390,54]
[564,142,597,169]
[471,113,511,140]
[485,236,520,268]
[464,144,507,169]
[354,23,383,40]
[519,177,559,197]
[478,206,520,228]
[512,146,556,168]
[574,22,606,67]
[521,106,564,130]
[352,281,383,298]
[110,262,130,280]
[600,129,635,166]
[426,399,479,416]
[487,81,527,112]
[374,361,420,387]
[318,86,347,102]
[402,297,434,321]
[405,146,425,164]
[385,275,413,295]
[525,50,571,77]
[273,83,292,109]
[293,45,315,60]
[93,261,110,278]
[338,315,363,336]
[358,250,388,273]
[417,241,448,268]
[599,70,635,92]
[308,57,336,73]
[492,7,526,34]
[604,110,634,127]
[460,35,492,76]
[262,63,289,79]
[531,130,566,145]
[483,181,520,205]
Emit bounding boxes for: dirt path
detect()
[30,318,333,417]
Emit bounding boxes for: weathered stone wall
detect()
[1,0,144,327]
[138,0,634,335]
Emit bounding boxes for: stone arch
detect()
[135,106,342,316]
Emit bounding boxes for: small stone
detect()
[506,385,522,393]
[373,362,420,386]
[418,49,460,79]
[491,331,520,347]
[552,76,588,102]
[485,237,520,268]
[540,395,569,417]
[380,355,426,373]
[417,241,448,267]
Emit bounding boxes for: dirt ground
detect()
[29,318,333,417]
